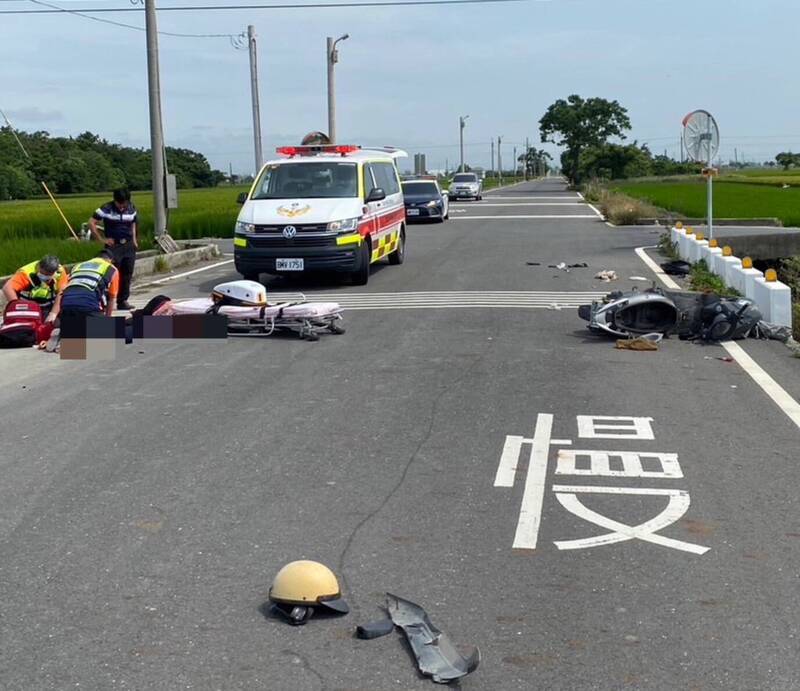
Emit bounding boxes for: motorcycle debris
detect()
[595,270,618,282]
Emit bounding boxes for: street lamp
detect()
[327,33,349,144]
[459,115,469,172]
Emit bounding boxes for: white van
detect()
[233,144,407,285]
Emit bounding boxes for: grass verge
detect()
[689,260,740,296]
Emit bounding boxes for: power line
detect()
[26,0,245,37]
[2,0,534,14]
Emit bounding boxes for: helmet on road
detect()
[269,560,349,625]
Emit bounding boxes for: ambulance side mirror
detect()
[366,188,386,203]
[236,192,248,205]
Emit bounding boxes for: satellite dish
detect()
[682,110,719,164]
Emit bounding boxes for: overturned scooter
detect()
[578,286,761,341]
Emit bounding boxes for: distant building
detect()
[413,153,427,176]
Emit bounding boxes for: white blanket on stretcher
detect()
[156,298,341,319]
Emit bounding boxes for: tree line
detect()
[0,128,226,200]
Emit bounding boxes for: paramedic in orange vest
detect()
[2,255,68,322]
[58,248,120,319]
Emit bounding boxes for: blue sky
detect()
[2,0,799,174]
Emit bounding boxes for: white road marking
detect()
[495,435,525,487]
[512,413,553,550]
[453,215,599,220]
[721,342,800,431]
[461,202,587,207]
[277,290,606,311]
[552,486,709,555]
[459,196,581,201]
[635,246,681,289]
[576,191,605,220]
[637,245,800,433]
[149,259,234,284]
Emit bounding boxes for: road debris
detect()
[717,356,734,363]
[550,262,569,271]
[660,260,691,276]
[386,593,480,684]
[356,618,395,640]
[629,276,649,281]
[615,335,660,351]
[594,270,618,282]
[525,261,541,266]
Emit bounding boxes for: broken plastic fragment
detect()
[356,618,395,640]
[386,593,480,684]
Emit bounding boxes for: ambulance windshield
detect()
[253,162,358,199]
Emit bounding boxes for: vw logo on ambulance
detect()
[282,225,297,239]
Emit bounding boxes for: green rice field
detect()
[0,186,248,275]
[613,180,800,227]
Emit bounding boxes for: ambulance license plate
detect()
[407,209,420,216]
[276,258,304,271]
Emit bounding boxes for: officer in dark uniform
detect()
[89,188,138,310]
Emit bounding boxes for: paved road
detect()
[2,179,799,690]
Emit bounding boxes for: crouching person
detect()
[59,248,120,319]
[2,255,68,323]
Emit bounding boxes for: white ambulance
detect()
[233,144,407,285]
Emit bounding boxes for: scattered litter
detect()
[386,593,480,684]
[525,261,541,266]
[615,336,659,351]
[547,303,562,311]
[660,260,691,276]
[704,356,713,360]
[356,618,395,640]
[731,385,738,389]
[594,270,618,282]
[549,262,569,272]
[629,276,648,282]
[568,262,589,268]
[717,356,734,363]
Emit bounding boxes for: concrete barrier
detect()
[670,225,792,328]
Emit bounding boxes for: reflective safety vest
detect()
[65,258,116,305]
[17,260,64,308]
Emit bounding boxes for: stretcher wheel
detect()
[305,331,320,341]
[329,323,346,335]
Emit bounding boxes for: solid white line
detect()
[453,215,599,220]
[721,342,800,431]
[150,259,234,284]
[464,203,586,207]
[634,246,681,289]
[495,435,524,487]
[512,413,553,550]
[462,196,581,201]
[342,304,596,311]
[576,191,604,219]
[552,485,684,496]
[637,245,800,433]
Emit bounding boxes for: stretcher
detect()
[153,294,345,341]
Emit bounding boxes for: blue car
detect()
[401,179,449,223]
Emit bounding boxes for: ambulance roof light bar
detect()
[276,144,360,158]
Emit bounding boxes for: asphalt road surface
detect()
[2,179,799,690]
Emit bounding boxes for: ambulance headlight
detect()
[426,200,438,207]
[328,217,359,233]
[236,221,255,233]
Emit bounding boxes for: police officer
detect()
[89,188,138,311]
[2,254,68,322]
[59,248,120,319]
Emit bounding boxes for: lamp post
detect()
[459,115,469,172]
[326,33,349,143]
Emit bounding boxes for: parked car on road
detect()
[401,179,449,223]
[449,172,482,200]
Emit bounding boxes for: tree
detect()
[776,152,800,170]
[577,143,652,180]
[519,147,552,177]
[539,95,632,184]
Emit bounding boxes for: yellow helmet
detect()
[269,560,349,625]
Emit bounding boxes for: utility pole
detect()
[490,139,495,177]
[247,25,263,173]
[326,34,349,143]
[497,136,502,185]
[513,146,517,178]
[459,115,469,172]
[144,0,167,237]
[525,136,529,180]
